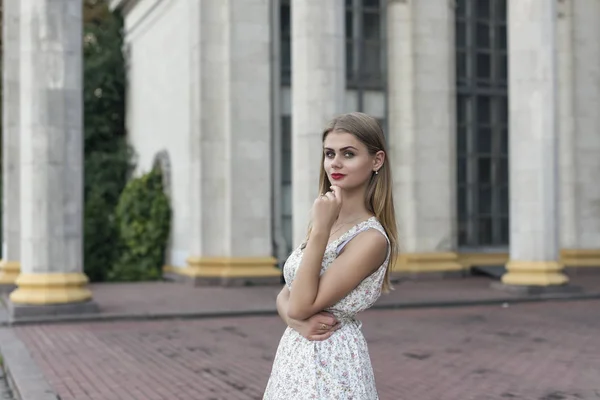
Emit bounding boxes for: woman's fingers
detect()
[316,322,331,332]
[330,185,342,201]
[306,321,341,341]
[315,313,337,326]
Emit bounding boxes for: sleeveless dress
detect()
[263,216,389,400]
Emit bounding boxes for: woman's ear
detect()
[373,150,385,171]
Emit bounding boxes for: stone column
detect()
[291,0,345,246]
[178,0,279,285]
[387,0,462,274]
[0,0,21,289]
[9,0,97,315]
[501,0,568,288]
[559,0,600,269]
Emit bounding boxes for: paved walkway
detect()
[3,273,600,325]
[11,300,600,400]
[1,274,600,399]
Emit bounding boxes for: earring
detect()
[374,170,379,175]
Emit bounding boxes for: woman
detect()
[263,112,398,399]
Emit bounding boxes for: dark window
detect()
[281,116,293,255]
[456,0,508,247]
[280,0,386,91]
[346,0,385,90]
[281,1,291,84]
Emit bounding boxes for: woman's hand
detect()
[288,311,340,341]
[312,185,343,233]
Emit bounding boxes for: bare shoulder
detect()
[288,227,389,319]
[341,228,388,259]
[330,227,389,278]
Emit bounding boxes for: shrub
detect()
[84,141,133,281]
[109,166,171,282]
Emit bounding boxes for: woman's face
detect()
[322,131,383,191]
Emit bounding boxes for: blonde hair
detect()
[307,112,399,292]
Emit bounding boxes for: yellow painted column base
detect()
[501,260,569,286]
[458,253,509,269]
[9,273,93,305]
[560,249,600,267]
[0,260,21,285]
[166,256,281,278]
[394,252,464,273]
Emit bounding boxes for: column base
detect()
[0,260,20,291]
[9,272,94,305]
[392,252,465,280]
[500,260,570,286]
[561,249,600,268]
[458,252,509,269]
[164,256,281,287]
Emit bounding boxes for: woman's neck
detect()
[335,186,372,223]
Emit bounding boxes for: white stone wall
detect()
[19,0,84,274]
[291,0,345,246]
[571,0,600,248]
[223,0,273,256]
[115,0,600,268]
[558,0,600,251]
[123,0,191,267]
[193,0,273,257]
[2,0,20,262]
[557,0,576,250]
[280,88,386,118]
[119,0,273,268]
[387,0,457,253]
[507,0,559,262]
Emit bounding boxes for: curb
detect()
[0,329,57,400]
[1,291,600,327]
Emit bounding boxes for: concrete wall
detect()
[122,0,191,267]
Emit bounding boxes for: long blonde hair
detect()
[306,112,399,292]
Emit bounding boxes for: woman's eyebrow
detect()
[323,146,359,151]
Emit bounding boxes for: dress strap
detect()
[336,221,389,255]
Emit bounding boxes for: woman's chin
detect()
[331,182,358,191]
[329,180,346,188]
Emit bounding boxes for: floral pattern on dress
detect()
[263,217,389,400]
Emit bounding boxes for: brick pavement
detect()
[5,274,600,325]
[13,300,600,400]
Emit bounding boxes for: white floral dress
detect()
[263,217,389,400]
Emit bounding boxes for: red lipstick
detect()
[331,173,345,180]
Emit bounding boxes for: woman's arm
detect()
[276,285,292,326]
[287,229,387,321]
[288,186,388,321]
[276,285,339,341]
[287,229,329,320]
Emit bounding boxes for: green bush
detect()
[84,141,133,282]
[109,166,171,282]
[83,2,134,281]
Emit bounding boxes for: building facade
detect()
[3,0,599,303]
[103,0,600,286]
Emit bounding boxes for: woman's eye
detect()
[325,152,335,158]
[344,152,354,158]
